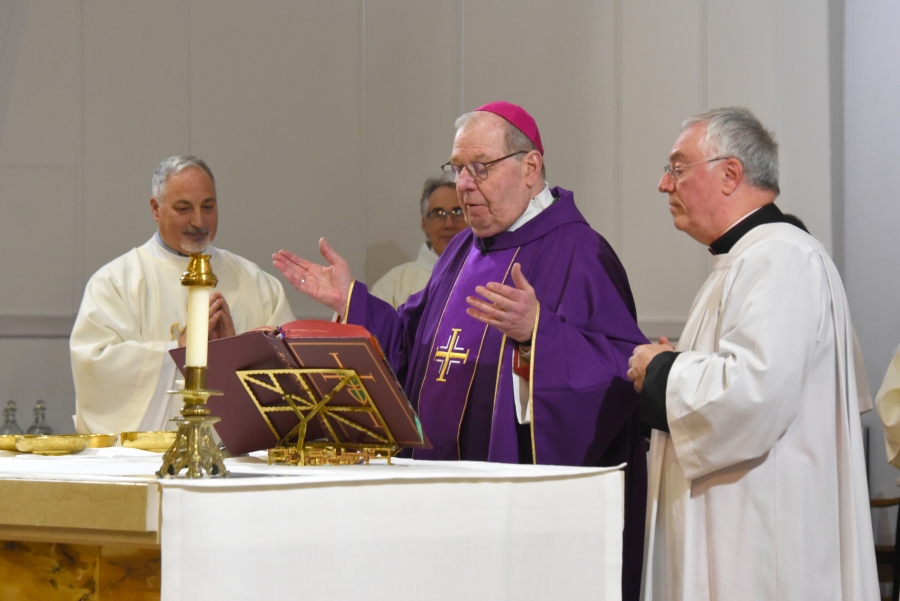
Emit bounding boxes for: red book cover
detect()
[170,320,430,456]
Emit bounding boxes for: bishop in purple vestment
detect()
[274,101,648,601]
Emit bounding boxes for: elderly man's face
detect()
[151,167,218,254]
[658,123,725,245]
[421,185,468,256]
[450,113,535,238]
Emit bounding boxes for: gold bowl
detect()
[15,434,90,456]
[86,433,117,448]
[0,434,19,452]
[121,431,177,453]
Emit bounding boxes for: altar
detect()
[0,449,625,600]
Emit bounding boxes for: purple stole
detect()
[415,243,520,459]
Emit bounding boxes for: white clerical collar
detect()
[151,231,217,260]
[415,242,439,270]
[507,183,553,233]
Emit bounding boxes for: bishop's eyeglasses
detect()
[441,151,527,182]
[425,207,465,223]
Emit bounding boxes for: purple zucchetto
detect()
[475,101,544,155]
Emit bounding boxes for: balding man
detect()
[628,107,877,600]
[71,156,295,435]
[275,101,648,599]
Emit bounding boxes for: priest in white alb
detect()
[627,107,878,600]
[71,156,295,435]
[370,175,468,308]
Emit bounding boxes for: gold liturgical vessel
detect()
[157,254,228,478]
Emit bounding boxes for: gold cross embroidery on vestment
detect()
[434,328,470,382]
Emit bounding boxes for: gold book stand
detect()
[235,368,399,466]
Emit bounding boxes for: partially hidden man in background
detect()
[274,101,648,600]
[371,175,468,308]
[627,107,878,601]
[71,156,295,435]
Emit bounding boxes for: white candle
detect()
[185,286,210,367]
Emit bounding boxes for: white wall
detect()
[0,2,837,447]
[845,0,900,542]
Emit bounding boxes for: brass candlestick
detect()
[157,254,228,479]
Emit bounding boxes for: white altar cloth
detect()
[0,450,625,600]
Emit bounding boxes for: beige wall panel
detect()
[0,339,75,435]
[705,4,779,121]
[0,1,841,435]
[461,1,619,243]
[0,167,77,314]
[707,1,833,251]
[81,1,190,282]
[189,0,363,319]
[620,1,708,329]
[0,2,79,167]
[363,0,460,284]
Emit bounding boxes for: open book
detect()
[170,320,430,457]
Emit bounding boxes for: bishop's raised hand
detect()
[273,237,353,316]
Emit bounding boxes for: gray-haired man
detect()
[71,156,295,435]
[628,107,878,600]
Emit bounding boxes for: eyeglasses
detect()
[663,157,729,182]
[425,207,465,223]
[441,151,528,182]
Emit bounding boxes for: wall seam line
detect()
[77,0,85,306]
[699,0,709,283]
[700,0,708,111]
[362,0,368,281]
[187,0,192,153]
[614,0,622,252]
[459,0,464,113]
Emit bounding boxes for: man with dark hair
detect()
[371,175,467,307]
[275,101,648,600]
[628,107,877,600]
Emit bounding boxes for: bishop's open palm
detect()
[273,238,353,316]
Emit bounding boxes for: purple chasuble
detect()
[416,244,519,459]
[347,188,649,601]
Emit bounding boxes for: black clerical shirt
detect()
[641,203,801,434]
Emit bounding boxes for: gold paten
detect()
[121,431,177,453]
[180,254,217,287]
[15,434,89,455]
[1,434,109,453]
[157,253,228,479]
[86,434,117,448]
[236,368,398,466]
